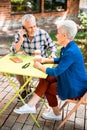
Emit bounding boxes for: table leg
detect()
[0,73,40,128]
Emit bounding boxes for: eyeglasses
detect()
[22,62,30,69]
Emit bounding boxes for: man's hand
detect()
[14,29,25,52]
[18,29,26,40]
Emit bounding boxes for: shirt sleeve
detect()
[54,57,60,64]
[10,32,20,53]
[44,32,57,55]
[46,51,74,77]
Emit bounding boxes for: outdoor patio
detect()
[0,0,87,129]
[0,74,87,130]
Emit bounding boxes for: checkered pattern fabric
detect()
[11,28,56,57]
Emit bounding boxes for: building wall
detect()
[79,0,87,14]
[0,0,80,32]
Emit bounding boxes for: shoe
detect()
[42,110,62,121]
[17,89,32,101]
[14,104,36,114]
[43,106,52,113]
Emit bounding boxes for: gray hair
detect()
[57,20,78,40]
[21,14,36,24]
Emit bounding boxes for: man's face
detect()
[23,20,37,36]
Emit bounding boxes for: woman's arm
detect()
[34,57,54,64]
[34,57,54,73]
[34,61,47,72]
[41,57,54,64]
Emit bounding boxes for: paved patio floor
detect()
[0,75,87,130]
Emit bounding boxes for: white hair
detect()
[21,14,36,24]
[57,20,78,40]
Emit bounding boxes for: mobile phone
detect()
[22,26,27,37]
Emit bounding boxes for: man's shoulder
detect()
[37,28,48,34]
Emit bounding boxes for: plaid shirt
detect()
[10,28,57,57]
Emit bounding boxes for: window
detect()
[11,0,41,13]
[80,0,87,8]
[11,0,67,14]
[44,0,67,12]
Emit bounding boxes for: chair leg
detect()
[62,109,64,120]
[56,93,87,130]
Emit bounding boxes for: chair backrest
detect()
[56,92,87,130]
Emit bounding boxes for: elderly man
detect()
[10,14,57,99]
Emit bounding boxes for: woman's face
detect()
[56,28,67,46]
[23,20,37,36]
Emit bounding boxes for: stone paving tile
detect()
[85,119,87,130]
[75,118,84,129]
[64,121,75,130]
[11,122,24,130]
[0,75,87,130]
[0,114,8,126]
[21,124,33,130]
[4,115,17,128]
[0,126,11,130]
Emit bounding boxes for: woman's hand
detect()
[34,61,42,69]
[34,56,42,63]
[34,61,46,72]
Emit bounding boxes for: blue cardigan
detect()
[46,41,87,100]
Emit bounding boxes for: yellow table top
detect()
[0,53,53,79]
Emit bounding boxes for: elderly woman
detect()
[14,20,87,120]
